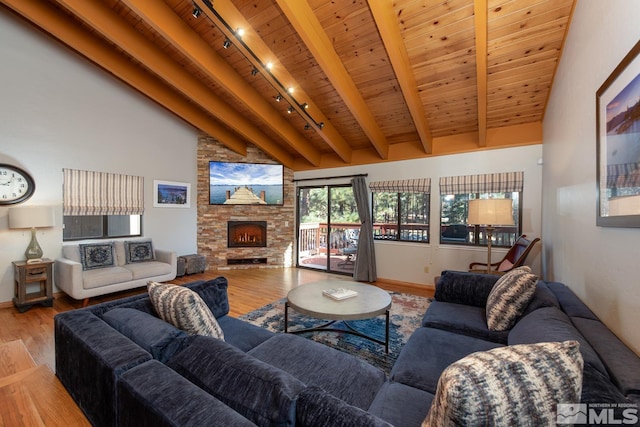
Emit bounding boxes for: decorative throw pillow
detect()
[79,242,115,270]
[147,281,224,340]
[486,266,537,331]
[125,240,155,263]
[423,341,583,427]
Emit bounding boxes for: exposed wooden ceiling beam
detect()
[1,0,250,157]
[368,0,433,154]
[195,0,352,164]
[123,0,323,167]
[50,0,296,167]
[474,0,488,147]
[275,0,390,160]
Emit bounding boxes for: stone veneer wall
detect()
[197,135,295,269]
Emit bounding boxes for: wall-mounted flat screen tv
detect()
[209,161,284,205]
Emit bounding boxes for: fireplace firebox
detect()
[227,221,267,248]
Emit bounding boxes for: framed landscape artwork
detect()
[596,39,640,227]
[153,180,191,208]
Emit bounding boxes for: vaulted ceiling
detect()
[2,0,575,170]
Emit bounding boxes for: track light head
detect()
[302,103,309,109]
[287,107,294,114]
[275,94,283,102]
[304,124,311,130]
[192,6,201,18]
[223,38,231,49]
[236,27,245,38]
[318,122,325,129]
[251,67,259,76]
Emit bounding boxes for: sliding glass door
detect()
[297,184,360,274]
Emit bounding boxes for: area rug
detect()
[239,292,431,374]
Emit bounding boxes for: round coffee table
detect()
[285,280,392,353]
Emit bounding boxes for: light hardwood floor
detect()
[0,267,433,423]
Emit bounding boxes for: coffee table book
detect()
[322,288,359,300]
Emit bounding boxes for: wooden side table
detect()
[12,259,54,313]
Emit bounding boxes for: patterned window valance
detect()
[439,172,524,195]
[607,163,640,188]
[63,168,144,216]
[369,178,431,194]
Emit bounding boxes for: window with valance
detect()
[439,172,523,246]
[62,168,143,240]
[369,178,431,243]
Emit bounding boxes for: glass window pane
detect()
[399,193,429,242]
[372,192,398,240]
[63,214,141,241]
[107,215,141,237]
[440,193,471,243]
[63,216,103,240]
[440,192,520,246]
[372,192,429,243]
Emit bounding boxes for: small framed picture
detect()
[153,180,191,208]
[596,40,640,227]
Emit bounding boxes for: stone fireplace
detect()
[227,221,267,248]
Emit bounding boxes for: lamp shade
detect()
[8,205,55,229]
[468,199,514,226]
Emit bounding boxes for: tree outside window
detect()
[372,192,429,243]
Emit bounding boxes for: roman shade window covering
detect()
[439,172,524,195]
[607,162,640,188]
[63,168,144,216]
[369,178,431,193]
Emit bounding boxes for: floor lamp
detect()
[467,199,514,274]
[8,205,55,262]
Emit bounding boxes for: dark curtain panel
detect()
[351,176,376,282]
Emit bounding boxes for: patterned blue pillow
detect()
[125,240,155,263]
[486,266,538,331]
[79,242,115,270]
[423,341,583,426]
[147,281,224,340]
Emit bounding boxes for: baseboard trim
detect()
[375,277,435,292]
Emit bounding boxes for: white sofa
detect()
[55,239,177,305]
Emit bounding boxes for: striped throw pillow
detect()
[486,266,537,331]
[148,281,224,340]
[423,340,583,427]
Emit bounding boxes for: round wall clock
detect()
[0,164,35,205]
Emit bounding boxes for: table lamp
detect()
[467,199,514,273]
[8,205,55,262]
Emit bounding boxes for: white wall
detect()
[294,145,543,285]
[0,10,198,303]
[543,0,640,353]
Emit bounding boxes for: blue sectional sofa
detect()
[54,273,640,426]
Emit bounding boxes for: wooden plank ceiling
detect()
[2,0,575,170]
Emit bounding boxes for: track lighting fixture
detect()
[197,2,325,131]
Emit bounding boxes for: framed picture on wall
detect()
[596,39,640,227]
[153,180,191,208]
